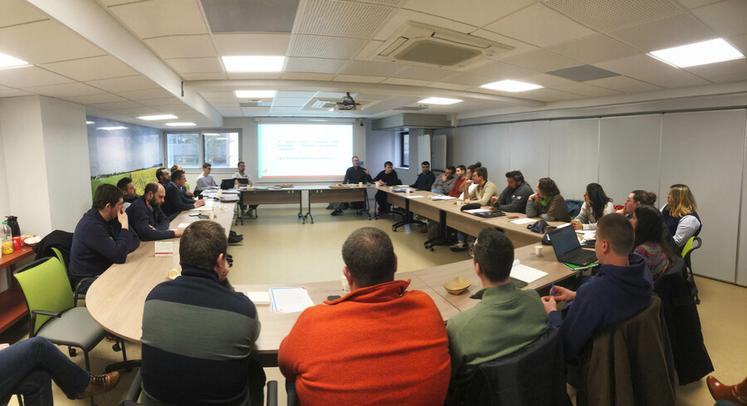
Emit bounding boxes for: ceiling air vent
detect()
[376,21,513,68]
[240,101,272,108]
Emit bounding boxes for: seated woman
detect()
[631,205,676,281]
[526,177,571,222]
[661,184,702,253]
[572,183,615,230]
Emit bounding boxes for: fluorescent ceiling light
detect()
[86,121,95,125]
[166,122,196,127]
[648,38,745,68]
[235,90,277,99]
[96,126,128,131]
[481,79,543,92]
[418,97,462,105]
[0,51,30,70]
[138,114,177,121]
[222,56,285,72]
[203,133,221,136]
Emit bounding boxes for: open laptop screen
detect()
[550,225,581,257]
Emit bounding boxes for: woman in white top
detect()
[572,183,615,230]
[661,184,702,252]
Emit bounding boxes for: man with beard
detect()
[127,182,183,241]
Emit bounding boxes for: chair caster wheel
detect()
[69,347,77,357]
[113,342,121,352]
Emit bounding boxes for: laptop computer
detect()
[549,225,597,266]
[220,179,236,190]
[235,178,249,185]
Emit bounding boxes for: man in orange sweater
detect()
[278,227,451,406]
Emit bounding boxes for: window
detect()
[399,131,410,168]
[204,132,239,168]
[166,130,241,168]
[167,133,200,168]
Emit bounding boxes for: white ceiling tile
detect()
[108,0,208,38]
[180,72,229,80]
[382,77,433,86]
[596,54,711,88]
[528,74,622,97]
[676,0,722,8]
[89,100,145,111]
[226,72,282,80]
[501,49,581,72]
[118,88,175,100]
[484,4,595,47]
[372,9,477,41]
[0,85,31,98]
[212,33,290,55]
[334,74,386,83]
[584,76,662,93]
[547,34,641,64]
[285,57,345,74]
[24,82,104,98]
[339,60,400,76]
[166,58,223,73]
[0,20,104,64]
[217,108,243,116]
[402,0,535,27]
[0,67,72,88]
[272,98,308,107]
[41,55,138,82]
[295,0,397,38]
[469,29,538,61]
[139,96,186,107]
[610,13,715,52]
[145,35,216,59]
[391,65,453,81]
[440,60,535,85]
[65,93,127,105]
[543,0,683,32]
[428,82,471,91]
[288,35,365,59]
[521,87,582,102]
[0,0,48,28]
[88,76,161,93]
[355,40,386,59]
[269,107,302,113]
[280,72,336,81]
[692,0,747,37]
[684,59,747,83]
[242,107,271,115]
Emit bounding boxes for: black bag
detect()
[528,219,549,234]
[460,203,482,211]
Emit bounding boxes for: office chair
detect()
[681,236,702,304]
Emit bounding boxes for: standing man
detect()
[372,161,402,215]
[331,156,372,216]
[126,183,182,241]
[491,170,533,213]
[410,161,436,191]
[69,184,140,290]
[195,163,218,195]
[163,170,205,219]
[233,161,257,218]
[431,166,456,195]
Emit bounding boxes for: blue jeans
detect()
[0,337,90,406]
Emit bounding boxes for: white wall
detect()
[448,109,747,285]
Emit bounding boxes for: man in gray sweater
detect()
[431,166,456,195]
[491,170,534,213]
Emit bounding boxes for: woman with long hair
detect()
[661,184,702,252]
[572,183,615,230]
[526,177,571,221]
[632,205,676,280]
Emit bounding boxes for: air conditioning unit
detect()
[374,21,514,68]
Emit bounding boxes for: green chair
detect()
[14,257,129,405]
[680,236,702,304]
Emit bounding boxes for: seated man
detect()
[0,337,119,404]
[372,160,402,215]
[467,167,500,206]
[331,155,372,216]
[195,162,218,195]
[279,227,451,405]
[491,170,533,213]
[410,161,436,191]
[126,182,183,241]
[448,165,468,198]
[155,167,170,187]
[69,184,140,288]
[170,164,194,198]
[541,214,653,358]
[447,228,547,378]
[141,221,263,405]
[431,166,456,195]
[116,176,138,206]
[162,169,204,219]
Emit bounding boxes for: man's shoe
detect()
[331,209,343,216]
[77,371,120,399]
[708,376,747,405]
[449,242,467,252]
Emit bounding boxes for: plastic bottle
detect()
[1,221,13,255]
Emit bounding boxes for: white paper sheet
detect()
[154,241,174,257]
[431,195,456,201]
[464,208,492,214]
[556,223,571,229]
[270,287,315,313]
[405,195,425,199]
[511,218,537,225]
[510,262,548,284]
[177,223,190,229]
[244,291,271,305]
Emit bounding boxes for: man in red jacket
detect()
[278,227,451,406]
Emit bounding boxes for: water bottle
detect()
[1,222,13,255]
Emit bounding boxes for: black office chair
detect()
[120,370,278,406]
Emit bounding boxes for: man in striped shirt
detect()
[141,221,263,405]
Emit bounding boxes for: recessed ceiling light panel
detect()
[418,97,463,105]
[138,114,177,121]
[165,122,196,127]
[480,79,543,93]
[0,51,30,70]
[235,90,277,99]
[222,56,285,72]
[648,38,745,68]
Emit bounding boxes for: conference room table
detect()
[85,196,578,367]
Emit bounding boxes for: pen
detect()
[549,284,556,297]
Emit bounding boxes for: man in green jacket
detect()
[446,228,547,377]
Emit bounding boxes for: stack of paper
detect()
[405,195,425,199]
[244,291,271,305]
[270,287,314,313]
[154,241,174,257]
[464,208,492,214]
[511,218,537,225]
[431,195,456,201]
[510,260,548,284]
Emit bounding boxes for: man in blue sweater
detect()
[541,213,653,358]
[69,184,140,289]
[126,183,183,241]
[163,169,204,219]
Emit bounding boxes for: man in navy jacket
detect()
[541,214,653,358]
[163,169,204,219]
[69,184,140,288]
[126,183,182,241]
